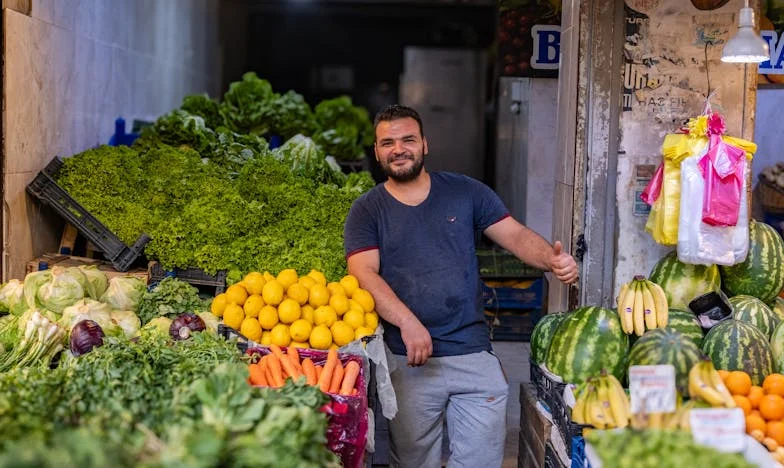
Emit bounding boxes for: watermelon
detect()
[730,294,781,339]
[770,321,784,373]
[545,306,629,383]
[701,319,774,386]
[664,308,705,347]
[649,251,721,310]
[628,328,703,396]
[530,312,569,364]
[720,220,784,303]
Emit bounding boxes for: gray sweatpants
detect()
[388,350,509,468]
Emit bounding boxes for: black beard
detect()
[382,156,424,182]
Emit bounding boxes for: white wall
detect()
[2,0,222,280]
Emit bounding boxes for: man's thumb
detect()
[553,241,563,256]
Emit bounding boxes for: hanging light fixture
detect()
[721,0,770,63]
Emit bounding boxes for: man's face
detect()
[374,117,428,182]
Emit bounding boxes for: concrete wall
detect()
[2,0,222,280]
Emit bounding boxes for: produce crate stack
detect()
[478,247,546,341]
[148,261,227,296]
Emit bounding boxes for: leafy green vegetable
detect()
[137,277,206,325]
[141,109,217,154]
[313,96,373,161]
[270,90,316,140]
[180,93,224,130]
[220,72,277,135]
[272,134,346,186]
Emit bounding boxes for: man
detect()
[343,105,578,467]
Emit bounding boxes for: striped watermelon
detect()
[664,308,705,347]
[770,321,784,373]
[701,319,774,386]
[649,251,721,310]
[720,221,784,303]
[628,328,703,396]
[530,312,569,364]
[730,295,781,339]
[545,306,629,383]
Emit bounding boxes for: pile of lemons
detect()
[210,268,379,350]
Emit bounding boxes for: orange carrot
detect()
[318,348,339,392]
[288,346,303,373]
[315,365,323,381]
[249,362,267,386]
[271,344,299,379]
[302,358,317,385]
[266,353,285,387]
[328,361,345,393]
[339,361,361,395]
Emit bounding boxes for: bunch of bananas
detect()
[654,399,706,431]
[617,276,669,336]
[688,359,737,408]
[572,373,630,429]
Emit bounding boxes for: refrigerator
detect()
[399,47,487,181]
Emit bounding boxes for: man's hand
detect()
[399,315,433,366]
[550,241,579,284]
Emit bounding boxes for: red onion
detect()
[70,319,105,356]
[169,313,206,341]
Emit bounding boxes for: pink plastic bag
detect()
[698,135,745,226]
[641,163,664,206]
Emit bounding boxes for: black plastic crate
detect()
[482,278,546,310]
[550,384,589,459]
[149,261,227,295]
[26,157,150,271]
[544,443,566,468]
[529,359,564,404]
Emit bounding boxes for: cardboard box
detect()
[26,254,149,283]
[519,383,551,468]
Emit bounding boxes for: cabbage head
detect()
[23,267,85,315]
[142,316,172,336]
[61,299,121,337]
[101,276,146,312]
[76,265,109,300]
[0,279,25,315]
[198,312,219,333]
[110,310,141,338]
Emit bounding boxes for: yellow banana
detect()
[689,361,730,406]
[648,412,664,429]
[641,281,658,330]
[617,281,629,310]
[701,361,736,408]
[618,281,635,335]
[679,404,692,432]
[605,374,630,428]
[632,281,646,336]
[647,280,669,328]
[571,383,588,424]
[596,378,617,428]
[587,388,607,429]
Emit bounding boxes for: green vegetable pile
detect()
[0,333,338,467]
[54,73,377,279]
[137,277,207,325]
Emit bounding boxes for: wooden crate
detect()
[519,383,552,468]
[26,253,149,283]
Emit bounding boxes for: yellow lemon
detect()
[327,282,346,297]
[277,298,301,324]
[301,305,315,324]
[329,294,350,316]
[348,299,364,313]
[355,326,375,341]
[314,305,337,327]
[309,324,332,350]
[286,283,310,305]
[225,283,249,306]
[291,341,310,349]
[307,269,328,287]
[262,280,285,306]
[210,293,228,317]
[270,323,291,347]
[352,288,375,313]
[243,294,265,318]
[222,303,245,330]
[276,268,299,289]
[290,319,313,342]
[343,309,365,329]
[242,271,266,295]
[340,275,360,297]
[263,271,276,282]
[298,276,316,290]
[260,331,272,345]
[257,305,279,330]
[240,317,263,342]
[365,311,379,330]
[330,321,355,347]
[308,284,330,307]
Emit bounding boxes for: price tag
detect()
[629,364,676,413]
[690,408,746,453]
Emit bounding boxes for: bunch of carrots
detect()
[248,344,361,396]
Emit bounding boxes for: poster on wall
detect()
[497,0,561,77]
[760,1,784,84]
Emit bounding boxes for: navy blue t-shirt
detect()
[343,171,509,357]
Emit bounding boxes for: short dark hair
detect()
[373,104,424,139]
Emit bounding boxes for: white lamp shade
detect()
[721,7,770,63]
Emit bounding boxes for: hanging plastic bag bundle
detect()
[699,133,745,226]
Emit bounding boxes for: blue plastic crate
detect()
[482,277,546,310]
[108,117,140,146]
